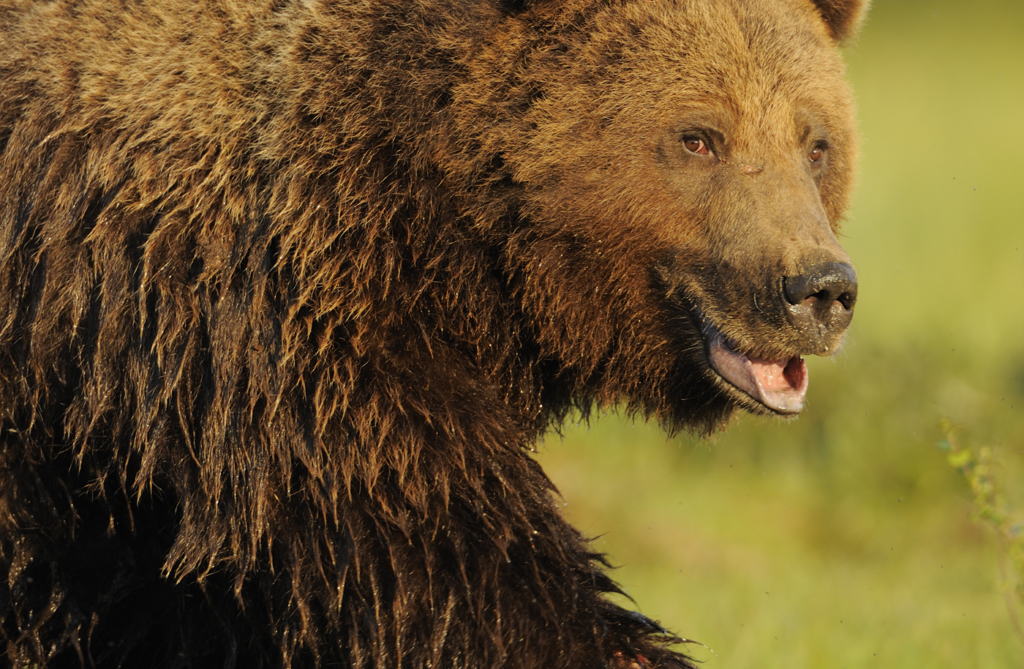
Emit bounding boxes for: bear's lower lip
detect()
[703,323,808,415]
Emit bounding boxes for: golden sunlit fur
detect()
[0,0,865,666]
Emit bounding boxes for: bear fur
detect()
[0,0,865,666]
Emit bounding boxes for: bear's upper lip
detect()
[702,322,808,415]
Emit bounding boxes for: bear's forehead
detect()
[629,3,835,80]
[535,0,852,140]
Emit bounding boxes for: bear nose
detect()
[782,262,858,351]
[783,262,858,309]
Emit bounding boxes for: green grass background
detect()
[534,1,1024,666]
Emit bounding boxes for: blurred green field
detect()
[535,1,1024,667]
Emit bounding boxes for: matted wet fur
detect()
[0,0,866,666]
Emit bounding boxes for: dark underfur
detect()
[0,0,860,667]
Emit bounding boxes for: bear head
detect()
[460,0,867,429]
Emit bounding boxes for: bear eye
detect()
[809,144,827,163]
[683,137,710,156]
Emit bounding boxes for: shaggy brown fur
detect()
[0,0,865,667]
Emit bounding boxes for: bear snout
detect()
[782,261,858,353]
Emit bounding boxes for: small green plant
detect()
[940,420,1024,646]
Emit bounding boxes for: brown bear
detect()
[0,0,865,666]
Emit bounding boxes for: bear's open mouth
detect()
[702,322,808,415]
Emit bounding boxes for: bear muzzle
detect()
[700,261,857,415]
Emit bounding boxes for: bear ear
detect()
[810,0,870,43]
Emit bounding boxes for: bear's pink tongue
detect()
[705,326,808,414]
